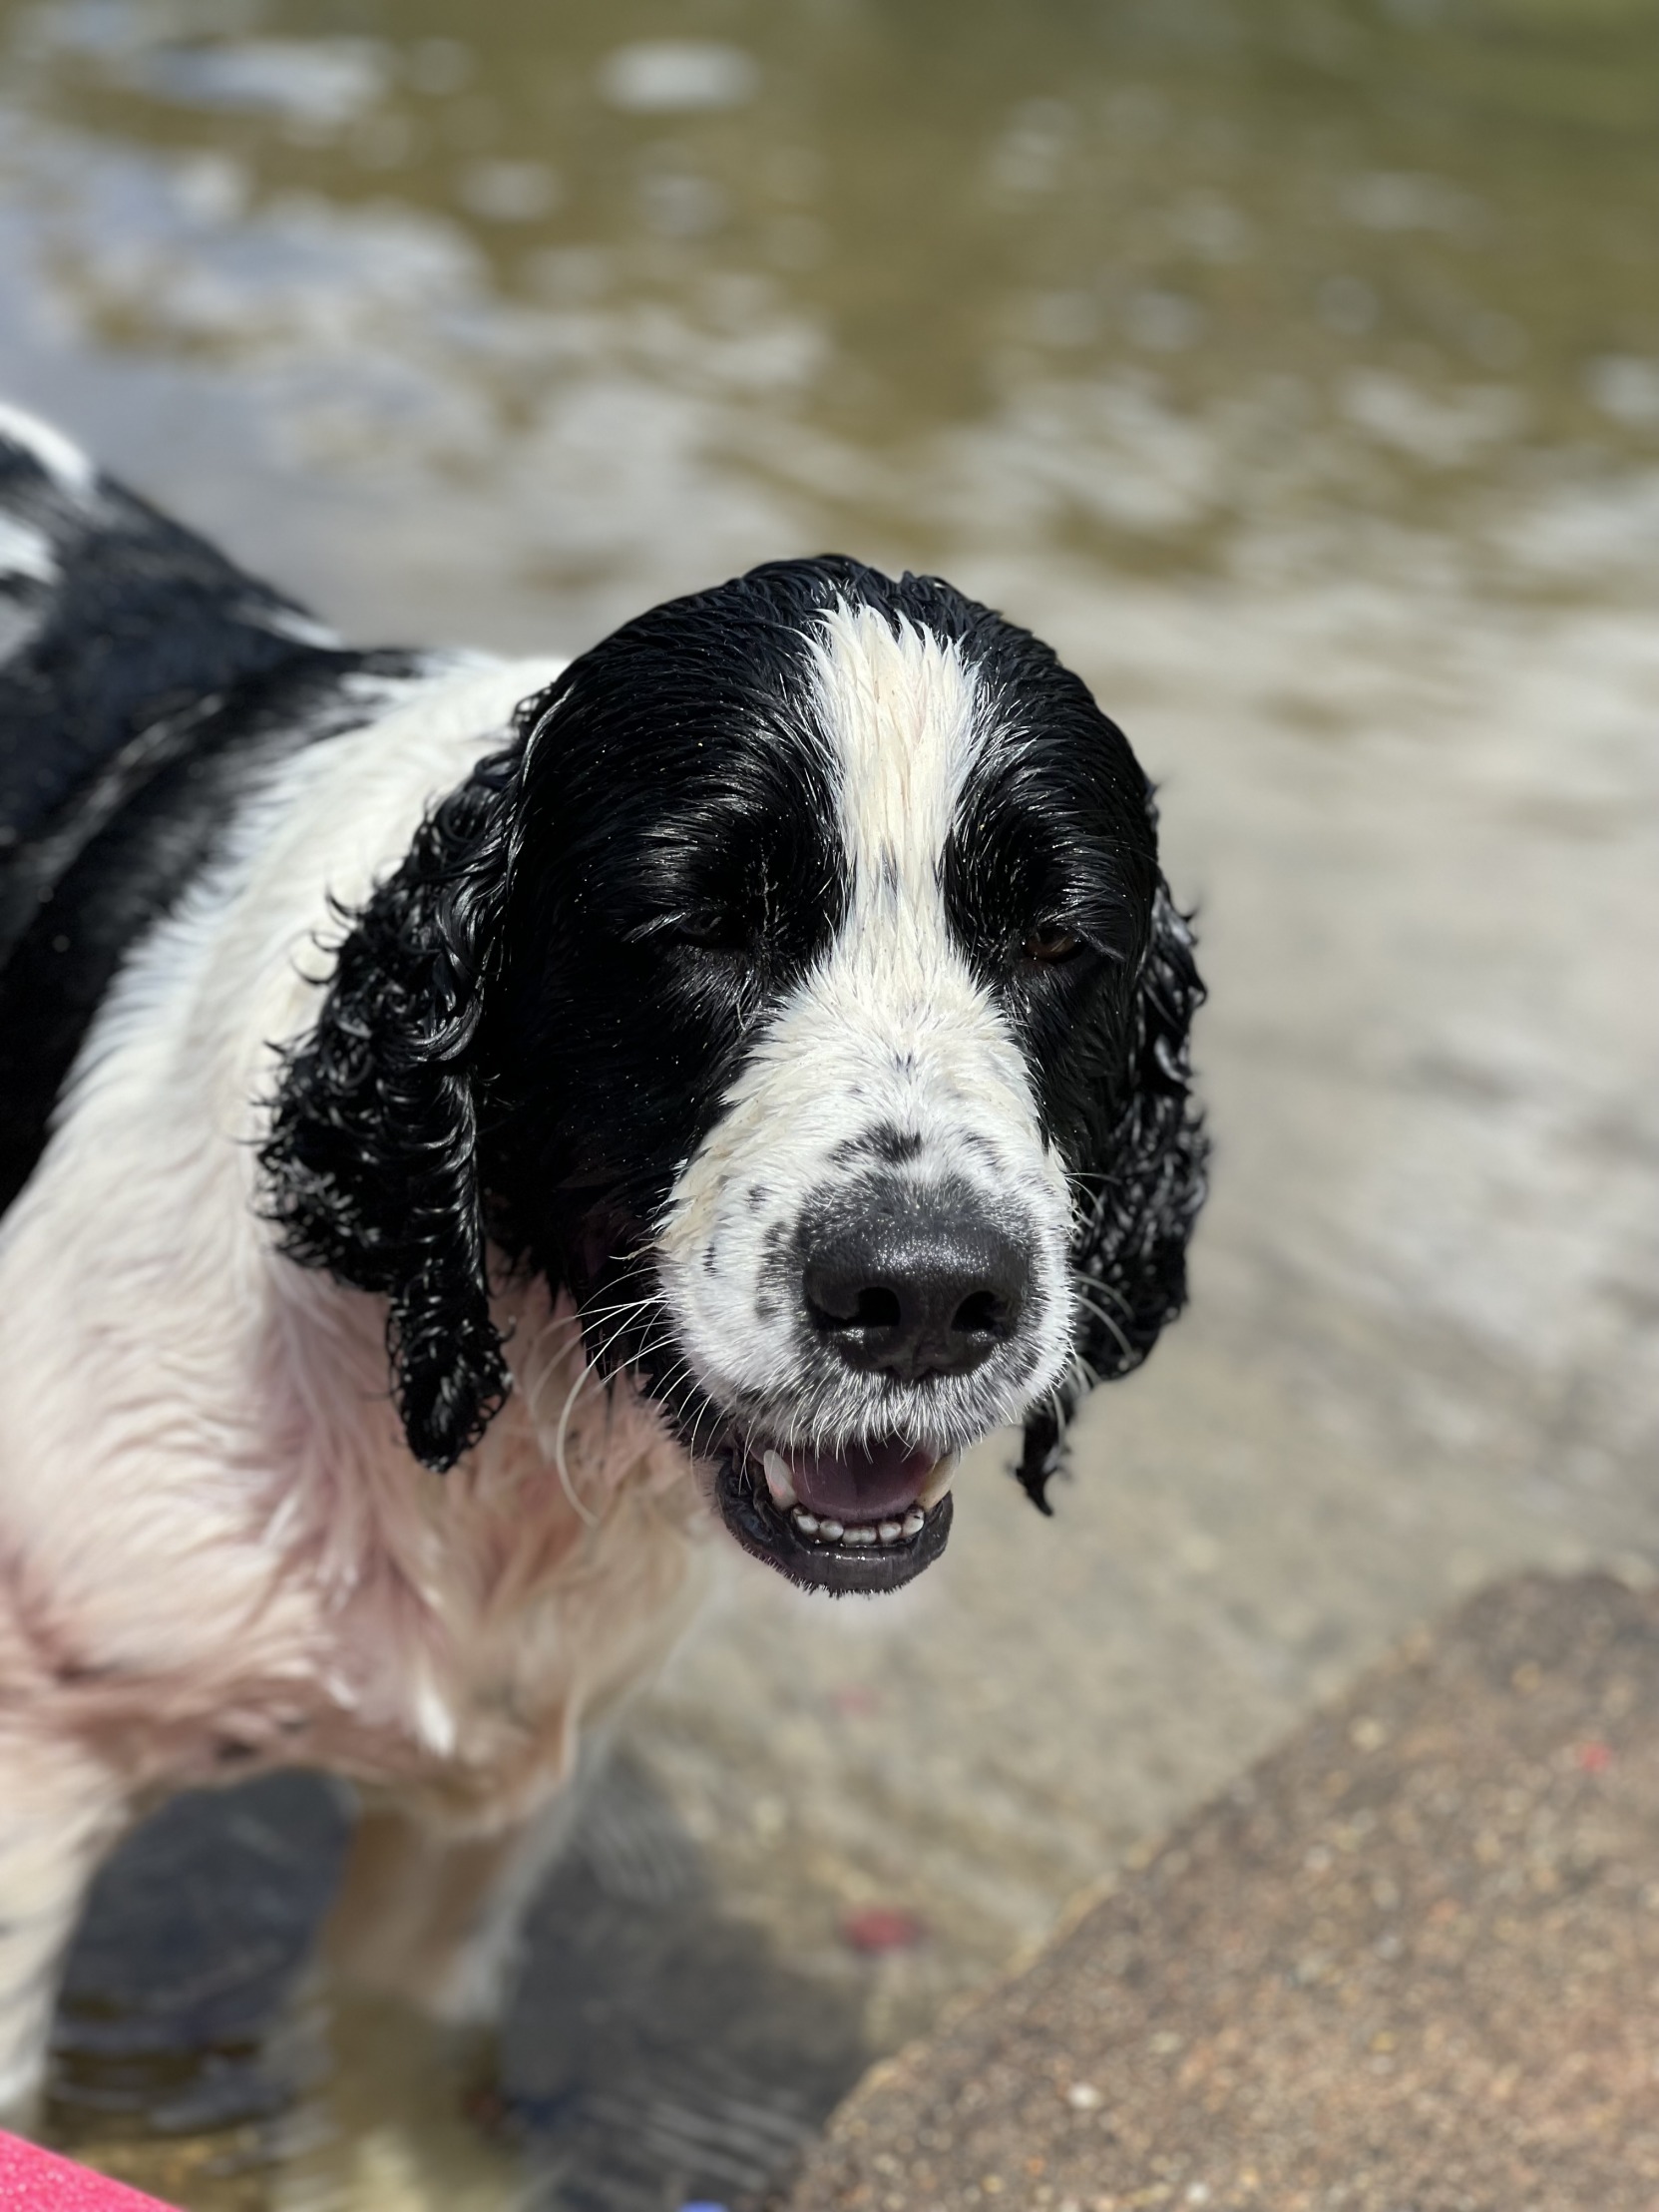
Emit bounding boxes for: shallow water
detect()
[2,2,1657,2207]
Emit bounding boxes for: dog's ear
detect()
[260,743,524,1472]
[1016,880,1208,1514]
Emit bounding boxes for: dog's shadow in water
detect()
[47,1758,868,2212]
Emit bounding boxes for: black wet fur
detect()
[0,422,422,1218]
[258,744,527,1472]
[1014,883,1208,1512]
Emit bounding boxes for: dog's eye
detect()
[1022,923,1082,967]
[666,911,748,955]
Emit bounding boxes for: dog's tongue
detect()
[783,1438,938,1523]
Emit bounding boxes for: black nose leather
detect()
[801,1185,1031,1383]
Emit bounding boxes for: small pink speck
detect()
[1577,1741,1614,1774]
[832,1686,880,1718]
[842,1906,924,1954]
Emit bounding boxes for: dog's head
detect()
[264,560,1205,1594]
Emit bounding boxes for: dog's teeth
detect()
[762,1450,798,1511]
[919,1455,957,1511]
[775,1470,936,1551]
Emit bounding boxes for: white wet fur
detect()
[0,402,85,668]
[0,515,57,587]
[0,401,97,499]
[656,601,1075,1449]
[0,653,705,2113]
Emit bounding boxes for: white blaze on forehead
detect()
[782,598,1037,1137]
[807,599,981,921]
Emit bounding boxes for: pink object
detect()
[0,2133,179,2212]
[841,1906,924,1954]
[831,1685,879,1718]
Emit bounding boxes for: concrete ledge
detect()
[781,1573,1659,2212]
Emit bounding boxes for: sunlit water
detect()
[1,2,1657,2206]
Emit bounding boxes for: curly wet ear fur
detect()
[259,743,524,1472]
[1016,882,1208,1514]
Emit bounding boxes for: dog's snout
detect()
[801,1182,1030,1383]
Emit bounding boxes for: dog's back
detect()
[0,407,425,1214]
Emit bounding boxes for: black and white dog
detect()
[0,402,1204,2112]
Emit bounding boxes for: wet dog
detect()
[0,401,1205,2112]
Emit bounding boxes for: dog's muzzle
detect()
[707,1173,1037,1593]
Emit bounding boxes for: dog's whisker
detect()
[577,1293,659,1334]
[1069,1293,1133,1364]
[1069,1269,1132,1317]
[551,1365,603,1528]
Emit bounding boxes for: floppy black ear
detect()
[259,743,524,1472]
[1016,881,1208,1514]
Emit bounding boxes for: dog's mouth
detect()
[713,1436,956,1594]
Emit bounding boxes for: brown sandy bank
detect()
[781,1573,1659,2212]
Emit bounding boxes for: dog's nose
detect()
[801,1185,1031,1383]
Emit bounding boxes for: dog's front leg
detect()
[321,1783,583,2030]
[0,1731,126,2126]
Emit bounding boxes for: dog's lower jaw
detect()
[713,1448,955,1594]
